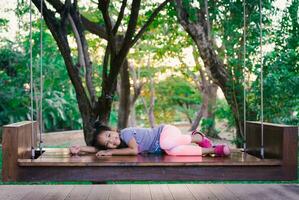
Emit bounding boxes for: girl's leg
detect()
[165,146,228,156]
[164,145,203,156]
[160,125,230,156]
[160,125,192,150]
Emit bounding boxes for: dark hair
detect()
[92,121,128,150]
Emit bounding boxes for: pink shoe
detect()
[191,130,213,148]
[214,144,230,157]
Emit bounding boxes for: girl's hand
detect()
[69,145,80,155]
[96,150,112,157]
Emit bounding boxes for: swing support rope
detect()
[259,0,264,159]
[243,0,264,159]
[30,0,34,159]
[243,0,247,152]
[39,0,44,155]
[30,0,44,158]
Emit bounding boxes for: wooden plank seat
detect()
[2,121,298,182]
[18,148,282,167]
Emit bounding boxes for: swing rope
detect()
[243,0,264,158]
[29,0,44,158]
[39,0,44,155]
[30,0,35,159]
[243,0,247,152]
[259,0,264,159]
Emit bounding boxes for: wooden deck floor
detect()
[0,184,298,200]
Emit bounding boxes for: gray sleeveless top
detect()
[120,125,165,153]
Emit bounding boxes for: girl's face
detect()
[97,130,121,149]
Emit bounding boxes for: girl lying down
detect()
[69,123,230,157]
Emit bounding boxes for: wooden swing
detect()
[2,121,298,182]
[1,0,298,182]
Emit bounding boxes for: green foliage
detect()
[0,27,82,131]
[0,45,29,125]
[109,109,118,127]
[0,18,8,32]
[248,0,299,125]
[154,76,201,123]
[231,135,245,148]
[200,118,218,133]
[215,99,235,127]
[1,0,298,136]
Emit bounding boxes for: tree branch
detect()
[117,0,141,58]
[128,62,144,104]
[45,0,64,12]
[112,0,127,35]
[175,0,228,88]
[81,16,108,39]
[69,7,97,106]
[101,45,110,95]
[32,0,92,112]
[192,45,207,87]
[68,14,85,69]
[46,0,108,39]
[98,0,117,54]
[131,0,171,47]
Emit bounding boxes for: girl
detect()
[69,123,230,157]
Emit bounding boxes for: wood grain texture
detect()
[19,185,51,200]
[0,185,34,200]
[86,185,112,200]
[149,184,174,200]
[246,121,298,180]
[187,184,218,200]
[2,121,37,181]
[21,164,293,181]
[2,127,18,181]
[42,185,73,200]
[109,185,131,200]
[64,185,92,200]
[131,184,151,200]
[18,149,281,167]
[0,184,298,200]
[225,184,299,200]
[2,121,297,182]
[206,184,239,200]
[168,184,195,200]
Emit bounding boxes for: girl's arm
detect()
[69,145,97,154]
[96,138,138,156]
[80,146,97,153]
[106,148,138,156]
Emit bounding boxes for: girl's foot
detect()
[191,130,213,148]
[214,144,230,157]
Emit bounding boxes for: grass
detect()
[0,147,298,185]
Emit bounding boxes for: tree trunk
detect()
[32,0,96,145]
[33,0,172,145]
[146,56,155,128]
[117,60,131,129]
[128,62,144,127]
[128,103,137,127]
[148,76,156,128]
[190,46,219,138]
[190,83,218,138]
[175,0,244,146]
[205,83,218,138]
[190,94,208,131]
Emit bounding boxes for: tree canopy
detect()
[0,0,298,145]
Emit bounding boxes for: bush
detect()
[215,99,235,127]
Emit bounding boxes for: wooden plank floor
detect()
[18,148,281,167]
[0,184,298,200]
